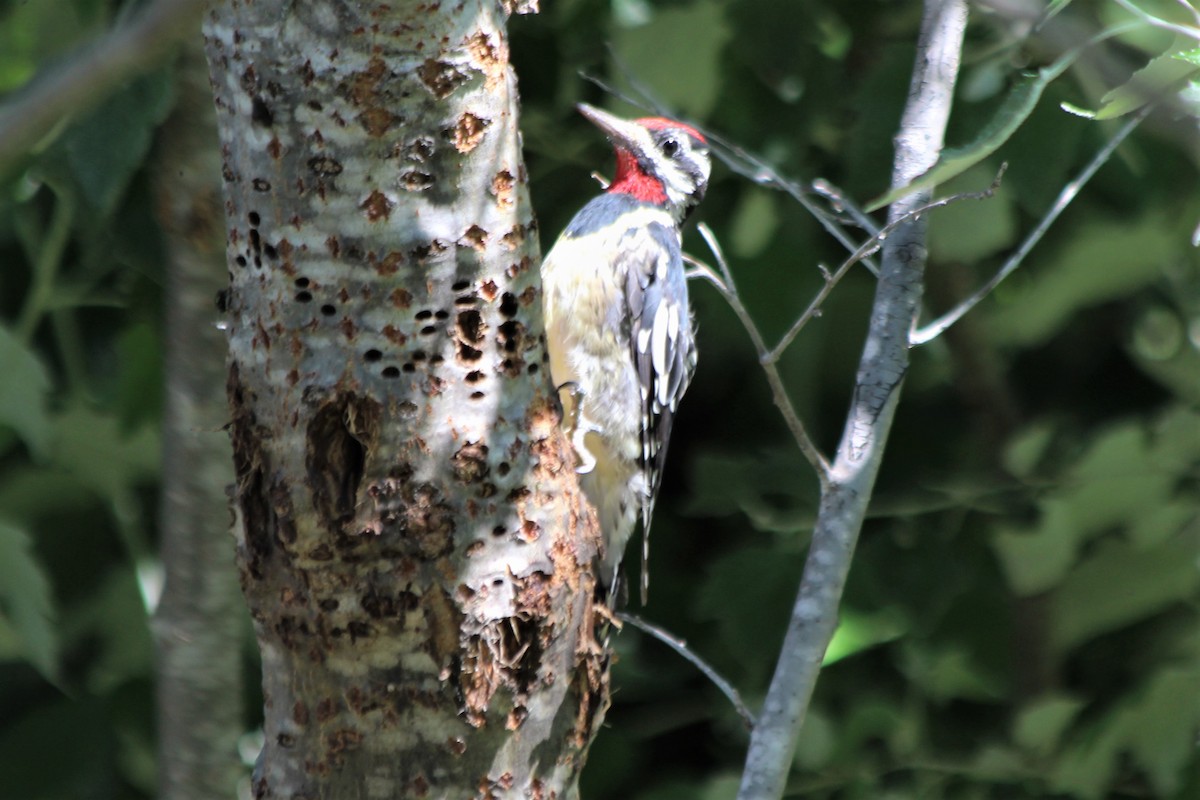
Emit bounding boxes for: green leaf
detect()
[927,163,1018,263]
[1013,695,1086,756]
[1173,47,1200,67]
[62,69,174,213]
[0,465,100,527]
[824,607,907,665]
[793,707,834,769]
[1051,712,1126,799]
[1051,532,1200,651]
[1127,502,1195,550]
[115,322,164,432]
[1065,422,1175,534]
[1002,422,1055,478]
[811,8,851,61]
[1127,667,1200,796]
[868,49,1078,210]
[992,499,1082,596]
[1053,667,1200,798]
[729,187,778,258]
[50,402,160,503]
[0,0,94,94]
[967,744,1028,781]
[996,414,1195,599]
[694,774,742,800]
[1150,407,1200,471]
[987,212,1176,347]
[0,519,58,681]
[899,642,1004,704]
[0,325,52,460]
[63,566,153,693]
[1091,41,1199,120]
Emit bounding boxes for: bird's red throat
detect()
[607,149,668,205]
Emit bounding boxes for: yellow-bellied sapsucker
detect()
[541,104,711,603]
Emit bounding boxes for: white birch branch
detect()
[736,2,969,797]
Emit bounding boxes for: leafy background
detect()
[1,0,1199,798]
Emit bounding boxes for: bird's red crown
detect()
[607,118,706,206]
[636,117,707,143]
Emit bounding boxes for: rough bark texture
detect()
[152,42,246,800]
[203,1,607,797]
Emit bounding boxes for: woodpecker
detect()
[541,103,710,603]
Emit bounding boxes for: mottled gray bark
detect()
[203,1,606,797]
[152,42,246,800]
[737,2,969,798]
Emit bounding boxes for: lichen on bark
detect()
[204,1,607,796]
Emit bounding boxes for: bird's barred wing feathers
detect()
[621,221,697,601]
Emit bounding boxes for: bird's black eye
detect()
[660,138,680,157]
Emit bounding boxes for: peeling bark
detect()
[203,1,606,797]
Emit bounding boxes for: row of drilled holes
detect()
[284,266,531,385]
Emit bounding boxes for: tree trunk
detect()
[203,1,608,797]
[153,40,246,800]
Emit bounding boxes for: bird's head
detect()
[578,103,711,222]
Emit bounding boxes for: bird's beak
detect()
[577,103,647,155]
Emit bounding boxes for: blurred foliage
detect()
[1,0,1199,798]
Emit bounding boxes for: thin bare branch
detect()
[1173,0,1200,27]
[617,612,756,730]
[690,225,831,482]
[910,107,1150,346]
[705,136,883,277]
[0,0,207,175]
[768,167,1005,362]
[811,179,883,238]
[1112,0,1200,41]
[737,2,969,798]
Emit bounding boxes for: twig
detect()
[736,2,969,798]
[689,224,831,483]
[1174,0,1200,28]
[768,167,1005,362]
[704,135,883,277]
[617,612,756,730]
[811,179,883,238]
[0,0,208,175]
[15,183,76,343]
[910,106,1150,345]
[1112,0,1200,41]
